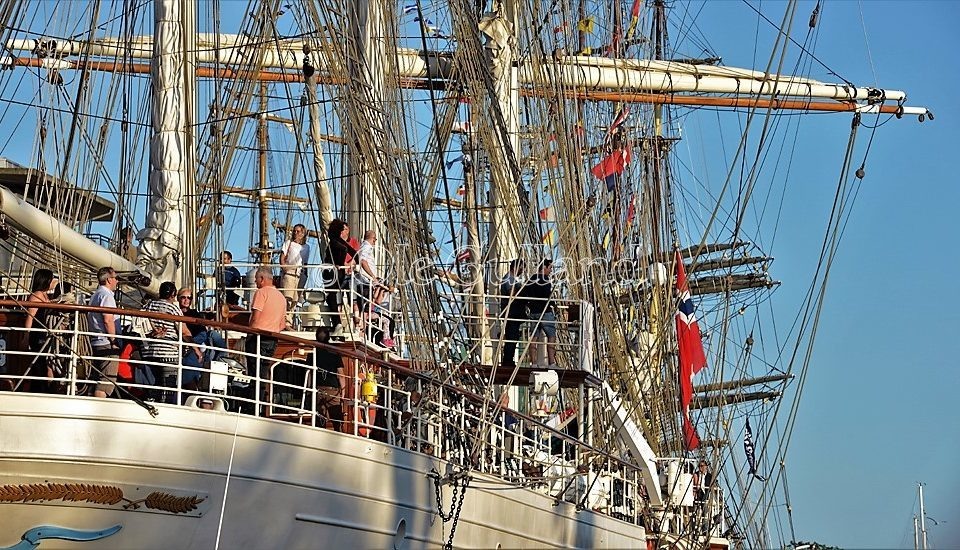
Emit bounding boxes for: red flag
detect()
[590,148,631,180]
[455,248,472,263]
[675,249,706,450]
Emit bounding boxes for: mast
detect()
[918,482,928,550]
[303,45,332,232]
[137,0,192,286]
[913,515,920,550]
[462,143,490,364]
[643,0,679,452]
[479,0,522,267]
[256,82,271,265]
[181,0,197,288]
[345,0,386,238]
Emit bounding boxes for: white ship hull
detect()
[0,393,648,549]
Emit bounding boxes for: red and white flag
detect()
[675,249,707,450]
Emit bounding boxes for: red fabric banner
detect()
[675,249,707,450]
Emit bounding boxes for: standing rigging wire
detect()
[664,0,872,544]
[857,0,879,88]
[737,112,865,538]
[192,0,278,255]
[117,0,135,253]
[409,0,466,273]
[0,1,933,547]
[743,0,853,88]
[729,1,799,246]
[209,0,227,307]
[259,2,329,251]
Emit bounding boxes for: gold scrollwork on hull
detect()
[0,483,206,515]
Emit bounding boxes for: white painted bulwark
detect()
[0,394,647,549]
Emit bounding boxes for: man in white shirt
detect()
[354,230,395,347]
[356,230,391,306]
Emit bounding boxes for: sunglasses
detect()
[178,295,193,300]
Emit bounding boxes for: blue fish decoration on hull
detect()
[1,524,122,550]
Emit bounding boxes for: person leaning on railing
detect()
[246,266,287,381]
[520,259,557,368]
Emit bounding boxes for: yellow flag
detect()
[576,17,595,33]
[542,229,556,246]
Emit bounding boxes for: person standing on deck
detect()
[23,268,58,392]
[246,266,287,383]
[324,219,358,330]
[301,326,344,431]
[498,259,525,311]
[220,250,244,307]
[693,460,715,534]
[87,267,121,398]
[116,226,137,264]
[521,259,557,368]
[499,259,528,368]
[280,224,311,309]
[355,230,382,309]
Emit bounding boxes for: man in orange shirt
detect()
[246,266,287,384]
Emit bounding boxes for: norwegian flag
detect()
[606,106,630,136]
[591,148,631,179]
[744,417,766,481]
[676,249,707,450]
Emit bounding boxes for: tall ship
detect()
[0,1,930,548]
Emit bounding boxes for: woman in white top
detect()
[280,223,310,307]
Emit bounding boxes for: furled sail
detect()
[136,0,189,285]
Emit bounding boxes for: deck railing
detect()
[0,300,645,526]
[194,260,595,371]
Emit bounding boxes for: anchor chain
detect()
[430,468,472,550]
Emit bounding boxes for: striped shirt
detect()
[140,299,184,360]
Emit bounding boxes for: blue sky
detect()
[695,1,959,547]
[1,1,955,546]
